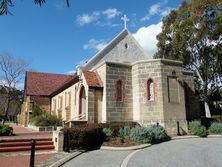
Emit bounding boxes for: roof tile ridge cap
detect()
[27,71,74,76]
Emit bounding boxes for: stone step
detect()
[0,137,55,153]
[0,137,52,143]
[0,145,55,152]
[0,141,53,147]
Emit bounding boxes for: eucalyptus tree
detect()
[155,0,222,117]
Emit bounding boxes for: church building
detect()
[20,24,200,135]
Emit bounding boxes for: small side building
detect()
[20,72,76,126]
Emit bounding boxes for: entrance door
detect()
[79,86,86,115]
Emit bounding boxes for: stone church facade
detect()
[20,28,200,135]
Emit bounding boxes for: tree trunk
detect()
[195,66,211,118]
[3,97,10,125]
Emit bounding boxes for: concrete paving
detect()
[128,138,222,167]
[62,150,133,167]
[62,138,222,167]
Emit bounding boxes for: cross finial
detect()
[121,15,129,29]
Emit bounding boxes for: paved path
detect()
[0,152,61,167]
[11,124,34,134]
[62,138,222,167]
[62,150,133,167]
[0,123,52,140]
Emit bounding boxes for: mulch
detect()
[102,137,140,147]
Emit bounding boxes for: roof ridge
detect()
[26,71,74,76]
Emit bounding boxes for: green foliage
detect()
[118,126,131,138]
[129,126,155,144]
[149,125,170,143]
[0,124,13,136]
[155,0,222,102]
[188,121,208,137]
[209,122,222,134]
[30,105,62,127]
[31,104,44,118]
[30,112,62,127]
[129,125,170,144]
[103,128,113,140]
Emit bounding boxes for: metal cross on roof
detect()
[121,15,129,29]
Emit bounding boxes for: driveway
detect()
[63,150,133,167]
[62,138,222,167]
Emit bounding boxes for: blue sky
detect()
[0,0,182,75]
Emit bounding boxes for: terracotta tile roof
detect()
[25,71,76,96]
[83,71,102,88]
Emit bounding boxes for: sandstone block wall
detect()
[83,30,147,70]
[87,89,103,123]
[160,60,186,120]
[182,71,200,120]
[105,62,133,122]
[132,60,164,122]
[94,63,107,122]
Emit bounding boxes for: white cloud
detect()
[141,0,173,21]
[17,82,24,90]
[149,4,161,15]
[83,39,108,51]
[76,11,100,26]
[65,70,76,75]
[0,79,24,90]
[103,8,121,19]
[160,7,174,17]
[133,22,162,57]
[76,8,121,26]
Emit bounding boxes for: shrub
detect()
[0,125,13,136]
[118,126,131,138]
[209,122,222,135]
[129,126,155,144]
[63,123,106,150]
[31,104,44,118]
[129,125,170,144]
[30,112,62,127]
[188,121,207,137]
[103,128,113,140]
[149,125,170,143]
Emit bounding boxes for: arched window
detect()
[79,86,86,115]
[147,79,154,101]
[116,80,124,101]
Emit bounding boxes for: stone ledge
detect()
[207,135,222,138]
[49,151,84,167]
[172,135,222,140]
[100,144,151,151]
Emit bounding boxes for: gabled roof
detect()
[25,71,76,97]
[81,28,149,70]
[83,71,102,88]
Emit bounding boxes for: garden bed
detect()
[102,137,140,147]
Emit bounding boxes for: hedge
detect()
[62,123,106,150]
